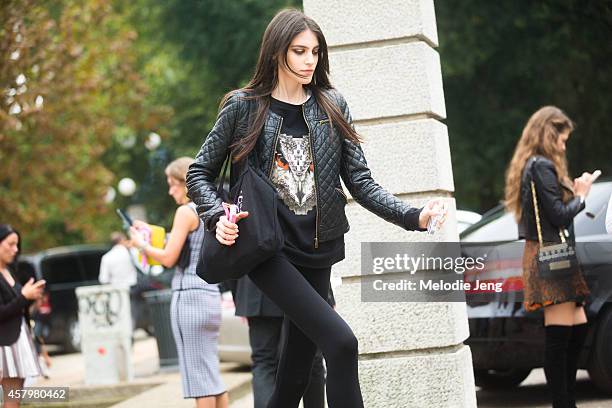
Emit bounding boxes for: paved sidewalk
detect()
[30,333,252,408]
[230,393,254,408]
[477,368,612,408]
[34,336,612,408]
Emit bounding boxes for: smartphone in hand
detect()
[427,203,446,235]
[116,208,133,230]
[591,170,602,183]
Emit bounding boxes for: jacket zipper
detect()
[268,117,283,177]
[303,105,319,248]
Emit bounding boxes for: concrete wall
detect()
[302,1,477,406]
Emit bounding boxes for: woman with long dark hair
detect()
[505,107,596,408]
[0,225,45,408]
[187,9,445,408]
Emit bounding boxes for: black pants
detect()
[248,316,325,408]
[248,254,364,408]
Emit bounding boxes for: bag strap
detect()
[217,151,248,205]
[530,180,545,246]
[217,154,231,194]
[529,163,566,245]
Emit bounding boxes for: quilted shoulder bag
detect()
[530,176,578,279]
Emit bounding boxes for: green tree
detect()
[437,0,612,212]
[131,0,299,153]
[0,0,167,249]
[119,0,298,227]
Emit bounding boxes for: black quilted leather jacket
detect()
[519,156,585,243]
[186,88,423,247]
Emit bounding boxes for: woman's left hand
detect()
[418,199,448,230]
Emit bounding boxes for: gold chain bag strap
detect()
[530,178,578,279]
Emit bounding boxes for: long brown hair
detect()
[221,8,361,162]
[504,106,575,220]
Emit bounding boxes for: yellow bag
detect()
[138,224,166,266]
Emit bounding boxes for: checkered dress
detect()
[170,203,225,398]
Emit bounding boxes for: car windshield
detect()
[41,255,84,284]
[461,181,612,243]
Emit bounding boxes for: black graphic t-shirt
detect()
[269,96,344,268]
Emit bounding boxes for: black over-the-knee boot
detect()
[544,325,573,408]
[567,323,588,408]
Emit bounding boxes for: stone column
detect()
[302,1,477,407]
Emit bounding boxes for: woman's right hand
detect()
[216,212,249,246]
[21,278,46,300]
[132,219,149,229]
[574,172,594,199]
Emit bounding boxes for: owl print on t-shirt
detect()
[270,133,316,215]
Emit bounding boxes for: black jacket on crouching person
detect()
[185,88,424,247]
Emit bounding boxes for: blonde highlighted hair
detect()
[165,157,195,183]
[504,106,574,220]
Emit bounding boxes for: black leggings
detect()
[248,254,364,408]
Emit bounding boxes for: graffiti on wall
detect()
[78,289,125,329]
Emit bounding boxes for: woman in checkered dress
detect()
[130,157,228,407]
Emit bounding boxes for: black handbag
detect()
[530,174,578,279]
[196,153,284,284]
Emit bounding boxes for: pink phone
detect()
[222,202,238,223]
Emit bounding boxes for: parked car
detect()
[460,180,612,392]
[456,210,482,233]
[16,244,170,352]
